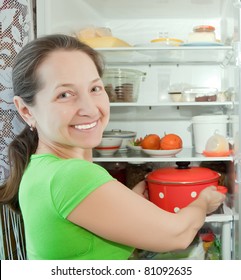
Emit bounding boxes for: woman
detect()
[0,34,225,260]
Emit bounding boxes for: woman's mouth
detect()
[73,121,97,131]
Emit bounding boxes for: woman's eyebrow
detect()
[91,77,101,83]
[55,83,75,89]
[55,78,101,89]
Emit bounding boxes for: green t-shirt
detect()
[19,154,134,260]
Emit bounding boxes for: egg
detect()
[205,133,229,153]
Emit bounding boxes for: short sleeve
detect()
[50,160,115,218]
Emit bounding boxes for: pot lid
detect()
[146,162,220,185]
[103,129,136,138]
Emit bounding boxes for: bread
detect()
[76,26,131,48]
[80,36,131,48]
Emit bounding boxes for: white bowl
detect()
[94,138,122,156]
[103,130,137,150]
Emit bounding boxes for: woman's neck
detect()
[35,142,93,162]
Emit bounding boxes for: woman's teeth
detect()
[74,122,97,130]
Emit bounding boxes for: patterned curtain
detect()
[0,0,34,260]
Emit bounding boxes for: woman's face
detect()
[30,50,110,154]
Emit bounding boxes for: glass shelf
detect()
[206,202,233,223]
[96,46,233,65]
[110,101,234,107]
[93,148,234,163]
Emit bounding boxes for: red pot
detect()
[146,162,226,213]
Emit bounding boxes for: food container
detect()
[192,114,228,153]
[203,132,230,157]
[182,87,218,102]
[102,68,146,102]
[146,162,226,213]
[168,92,182,102]
[168,83,192,102]
[187,25,217,44]
[103,129,137,149]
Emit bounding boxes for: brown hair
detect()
[0,34,105,212]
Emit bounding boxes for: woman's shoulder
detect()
[30,153,108,177]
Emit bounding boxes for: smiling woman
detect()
[0,34,225,260]
[23,49,110,153]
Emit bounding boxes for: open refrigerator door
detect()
[232,0,241,259]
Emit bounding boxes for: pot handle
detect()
[217,185,228,194]
[175,161,191,169]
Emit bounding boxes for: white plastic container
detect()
[192,115,228,153]
[182,87,218,102]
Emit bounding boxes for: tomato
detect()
[160,133,182,150]
[141,134,161,150]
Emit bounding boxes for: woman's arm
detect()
[67,181,225,252]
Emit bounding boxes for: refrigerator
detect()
[35,0,241,260]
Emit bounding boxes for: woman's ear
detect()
[13,96,35,127]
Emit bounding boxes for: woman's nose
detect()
[77,94,99,116]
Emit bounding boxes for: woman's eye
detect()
[91,86,102,93]
[57,92,72,99]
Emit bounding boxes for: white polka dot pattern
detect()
[174,207,180,213]
[191,191,197,198]
[159,192,164,199]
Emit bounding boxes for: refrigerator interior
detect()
[36,0,240,259]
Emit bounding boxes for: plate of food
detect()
[142,148,182,157]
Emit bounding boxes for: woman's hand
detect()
[198,186,226,214]
[132,180,149,199]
